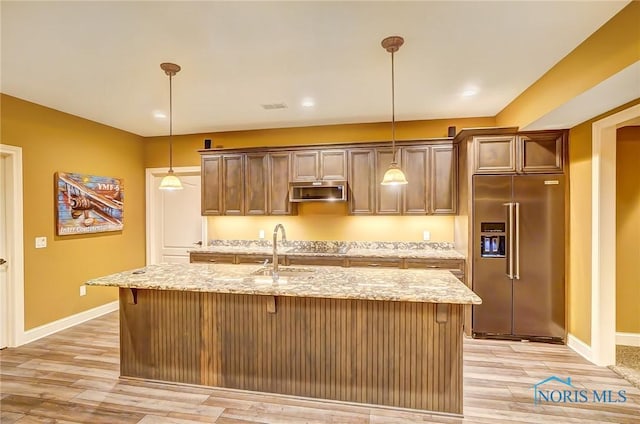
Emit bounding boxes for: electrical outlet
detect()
[79,285,87,296]
[423,230,431,241]
[35,236,47,249]
[259,229,265,239]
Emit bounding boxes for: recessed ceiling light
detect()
[302,98,315,108]
[153,111,167,119]
[462,89,478,97]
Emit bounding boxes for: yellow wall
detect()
[567,99,640,345]
[496,2,640,128]
[145,117,496,169]
[616,126,640,334]
[208,203,454,242]
[1,94,146,330]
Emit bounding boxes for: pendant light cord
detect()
[168,72,174,172]
[391,50,397,164]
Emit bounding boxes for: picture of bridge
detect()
[56,172,124,235]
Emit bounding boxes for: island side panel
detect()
[200,293,463,413]
[119,288,202,384]
[119,289,463,414]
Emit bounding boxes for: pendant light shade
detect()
[381,162,409,185]
[159,170,183,190]
[159,62,183,191]
[380,36,408,186]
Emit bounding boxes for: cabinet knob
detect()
[208,259,217,263]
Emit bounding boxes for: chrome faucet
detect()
[272,223,287,280]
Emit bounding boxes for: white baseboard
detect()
[616,332,640,347]
[18,301,119,346]
[567,333,593,363]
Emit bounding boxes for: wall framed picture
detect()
[55,172,124,235]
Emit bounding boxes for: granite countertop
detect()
[87,263,481,305]
[190,240,465,260]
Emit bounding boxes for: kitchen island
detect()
[87,263,481,415]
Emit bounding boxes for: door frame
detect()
[591,103,640,366]
[0,144,25,348]
[145,166,207,265]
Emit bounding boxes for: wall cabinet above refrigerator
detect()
[473,130,566,175]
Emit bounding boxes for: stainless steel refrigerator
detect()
[472,174,565,342]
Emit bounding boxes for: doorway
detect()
[0,144,25,348]
[591,103,640,366]
[146,167,207,264]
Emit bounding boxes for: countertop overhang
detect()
[87,263,481,304]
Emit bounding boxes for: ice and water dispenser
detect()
[479,222,506,258]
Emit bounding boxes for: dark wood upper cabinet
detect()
[320,150,348,180]
[518,132,564,173]
[402,146,429,214]
[202,155,222,215]
[375,148,402,215]
[473,131,565,175]
[348,148,376,215]
[474,135,517,174]
[201,139,460,217]
[244,153,268,215]
[430,144,457,214]
[291,151,319,181]
[291,149,347,181]
[268,152,294,215]
[222,154,244,215]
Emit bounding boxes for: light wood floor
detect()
[1,312,639,423]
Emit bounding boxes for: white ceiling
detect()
[0,1,632,137]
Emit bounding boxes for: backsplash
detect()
[208,239,455,252]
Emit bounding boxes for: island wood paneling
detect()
[119,288,463,414]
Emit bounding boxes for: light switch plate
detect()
[35,236,47,249]
[259,229,265,239]
[423,231,431,241]
[79,285,87,296]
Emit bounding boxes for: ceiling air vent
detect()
[261,103,288,110]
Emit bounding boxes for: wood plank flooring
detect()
[1,311,639,423]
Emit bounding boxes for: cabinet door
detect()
[269,152,294,215]
[348,148,375,215]
[320,150,347,180]
[518,132,564,173]
[245,153,268,215]
[430,144,457,214]
[222,154,244,215]
[190,253,235,264]
[402,146,429,214]
[474,135,516,174]
[291,151,319,181]
[201,155,222,215]
[375,148,402,214]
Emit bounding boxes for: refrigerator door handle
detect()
[514,202,520,280]
[504,202,514,279]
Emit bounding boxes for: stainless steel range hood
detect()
[288,181,347,203]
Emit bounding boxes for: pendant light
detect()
[380,36,408,186]
[159,62,183,190]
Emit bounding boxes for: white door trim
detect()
[145,166,206,265]
[591,103,640,366]
[0,144,25,348]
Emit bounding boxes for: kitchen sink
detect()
[251,266,317,278]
